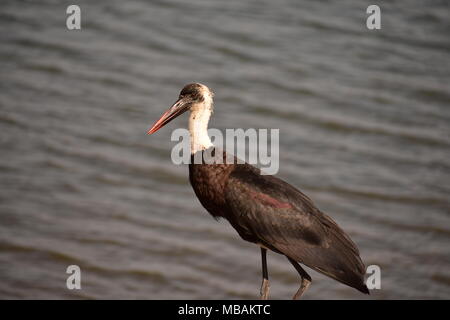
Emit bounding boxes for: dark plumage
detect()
[189,148,369,295]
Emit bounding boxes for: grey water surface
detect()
[1,0,449,299]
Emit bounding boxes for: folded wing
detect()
[224,165,368,293]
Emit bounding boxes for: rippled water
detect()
[1,0,449,299]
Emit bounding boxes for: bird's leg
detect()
[287,257,312,300]
[260,247,270,300]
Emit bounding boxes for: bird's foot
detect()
[260,279,270,300]
[292,278,311,300]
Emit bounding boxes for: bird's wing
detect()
[224,165,367,292]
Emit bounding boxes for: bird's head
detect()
[147,83,214,134]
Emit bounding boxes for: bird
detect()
[147,83,369,299]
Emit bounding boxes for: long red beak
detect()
[147,97,191,134]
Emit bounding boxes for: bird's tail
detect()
[307,210,370,295]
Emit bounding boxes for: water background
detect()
[1,0,449,299]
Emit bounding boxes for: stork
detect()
[147,83,369,299]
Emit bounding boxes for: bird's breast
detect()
[188,149,236,218]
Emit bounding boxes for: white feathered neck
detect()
[188,93,213,154]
